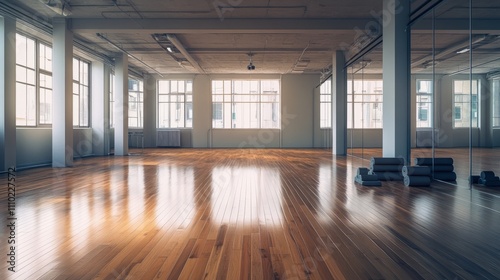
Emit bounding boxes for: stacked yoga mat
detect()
[402,166,431,187]
[369,157,404,181]
[414,158,457,181]
[354,167,381,186]
[478,171,500,187]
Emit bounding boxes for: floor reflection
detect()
[210,166,282,225]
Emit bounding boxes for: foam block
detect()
[480,171,496,180]
[402,166,431,176]
[414,158,454,165]
[370,157,405,166]
[371,164,403,172]
[404,175,431,187]
[433,172,457,181]
[357,167,370,176]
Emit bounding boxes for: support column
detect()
[382,0,410,163]
[114,53,128,156]
[52,18,73,167]
[332,50,347,155]
[143,74,157,148]
[91,60,109,155]
[0,16,16,171]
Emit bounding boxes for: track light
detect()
[247,53,256,70]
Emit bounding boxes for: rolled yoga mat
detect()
[469,175,480,184]
[357,167,370,176]
[371,164,404,172]
[484,180,500,187]
[355,175,382,186]
[480,171,496,180]
[404,175,431,187]
[373,172,404,181]
[414,157,454,165]
[433,172,457,181]
[402,166,431,177]
[371,157,405,166]
[357,174,380,181]
[427,165,454,172]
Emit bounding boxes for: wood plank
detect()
[1,148,500,279]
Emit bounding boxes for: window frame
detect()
[492,79,500,128]
[452,79,479,128]
[157,80,193,129]
[72,57,91,127]
[319,78,332,129]
[347,79,383,129]
[15,33,38,127]
[128,77,144,128]
[211,79,280,129]
[416,79,433,128]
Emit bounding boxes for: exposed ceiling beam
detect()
[70,18,500,34]
[70,18,380,33]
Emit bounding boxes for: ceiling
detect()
[3,0,500,76]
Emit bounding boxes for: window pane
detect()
[16,34,27,66]
[16,83,27,126]
[40,88,52,124]
[129,77,143,128]
[16,66,26,83]
[73,94,79,126]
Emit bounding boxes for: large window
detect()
[73,57,90,127]
[453,80,479,128]
[347,80,383,128]
[128,78,143,128]
[493,79,500,128]
[416,80,433,128]
[109,73,115,128]
[39,43,53,124]
[320,79,331,128]
[16,34,37,126]
[212,79,280,129]
[158,80,193,128]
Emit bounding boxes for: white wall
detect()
[281,74,318,148]
[17,128,92,168]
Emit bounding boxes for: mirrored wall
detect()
[347,0,500,186]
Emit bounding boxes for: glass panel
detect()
[158,103,169,128]
[39,88,52,124]
[16,83,27,126]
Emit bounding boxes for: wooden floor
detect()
[1,148,500,279]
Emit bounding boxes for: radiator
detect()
[157,130,181,147]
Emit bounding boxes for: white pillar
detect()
[382,0,411,163]
[52,18,73,167]
[114,53,128,156]
[332,50,347,155]
[0,16,16,171]
[143,74,157,148]
[91,60,109,155]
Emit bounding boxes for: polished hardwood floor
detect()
[1,148,500,279]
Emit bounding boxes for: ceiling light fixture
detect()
[456,48,470,54]
[166,47,173,53]
[39,0,72,16]
[247,53,255,70]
